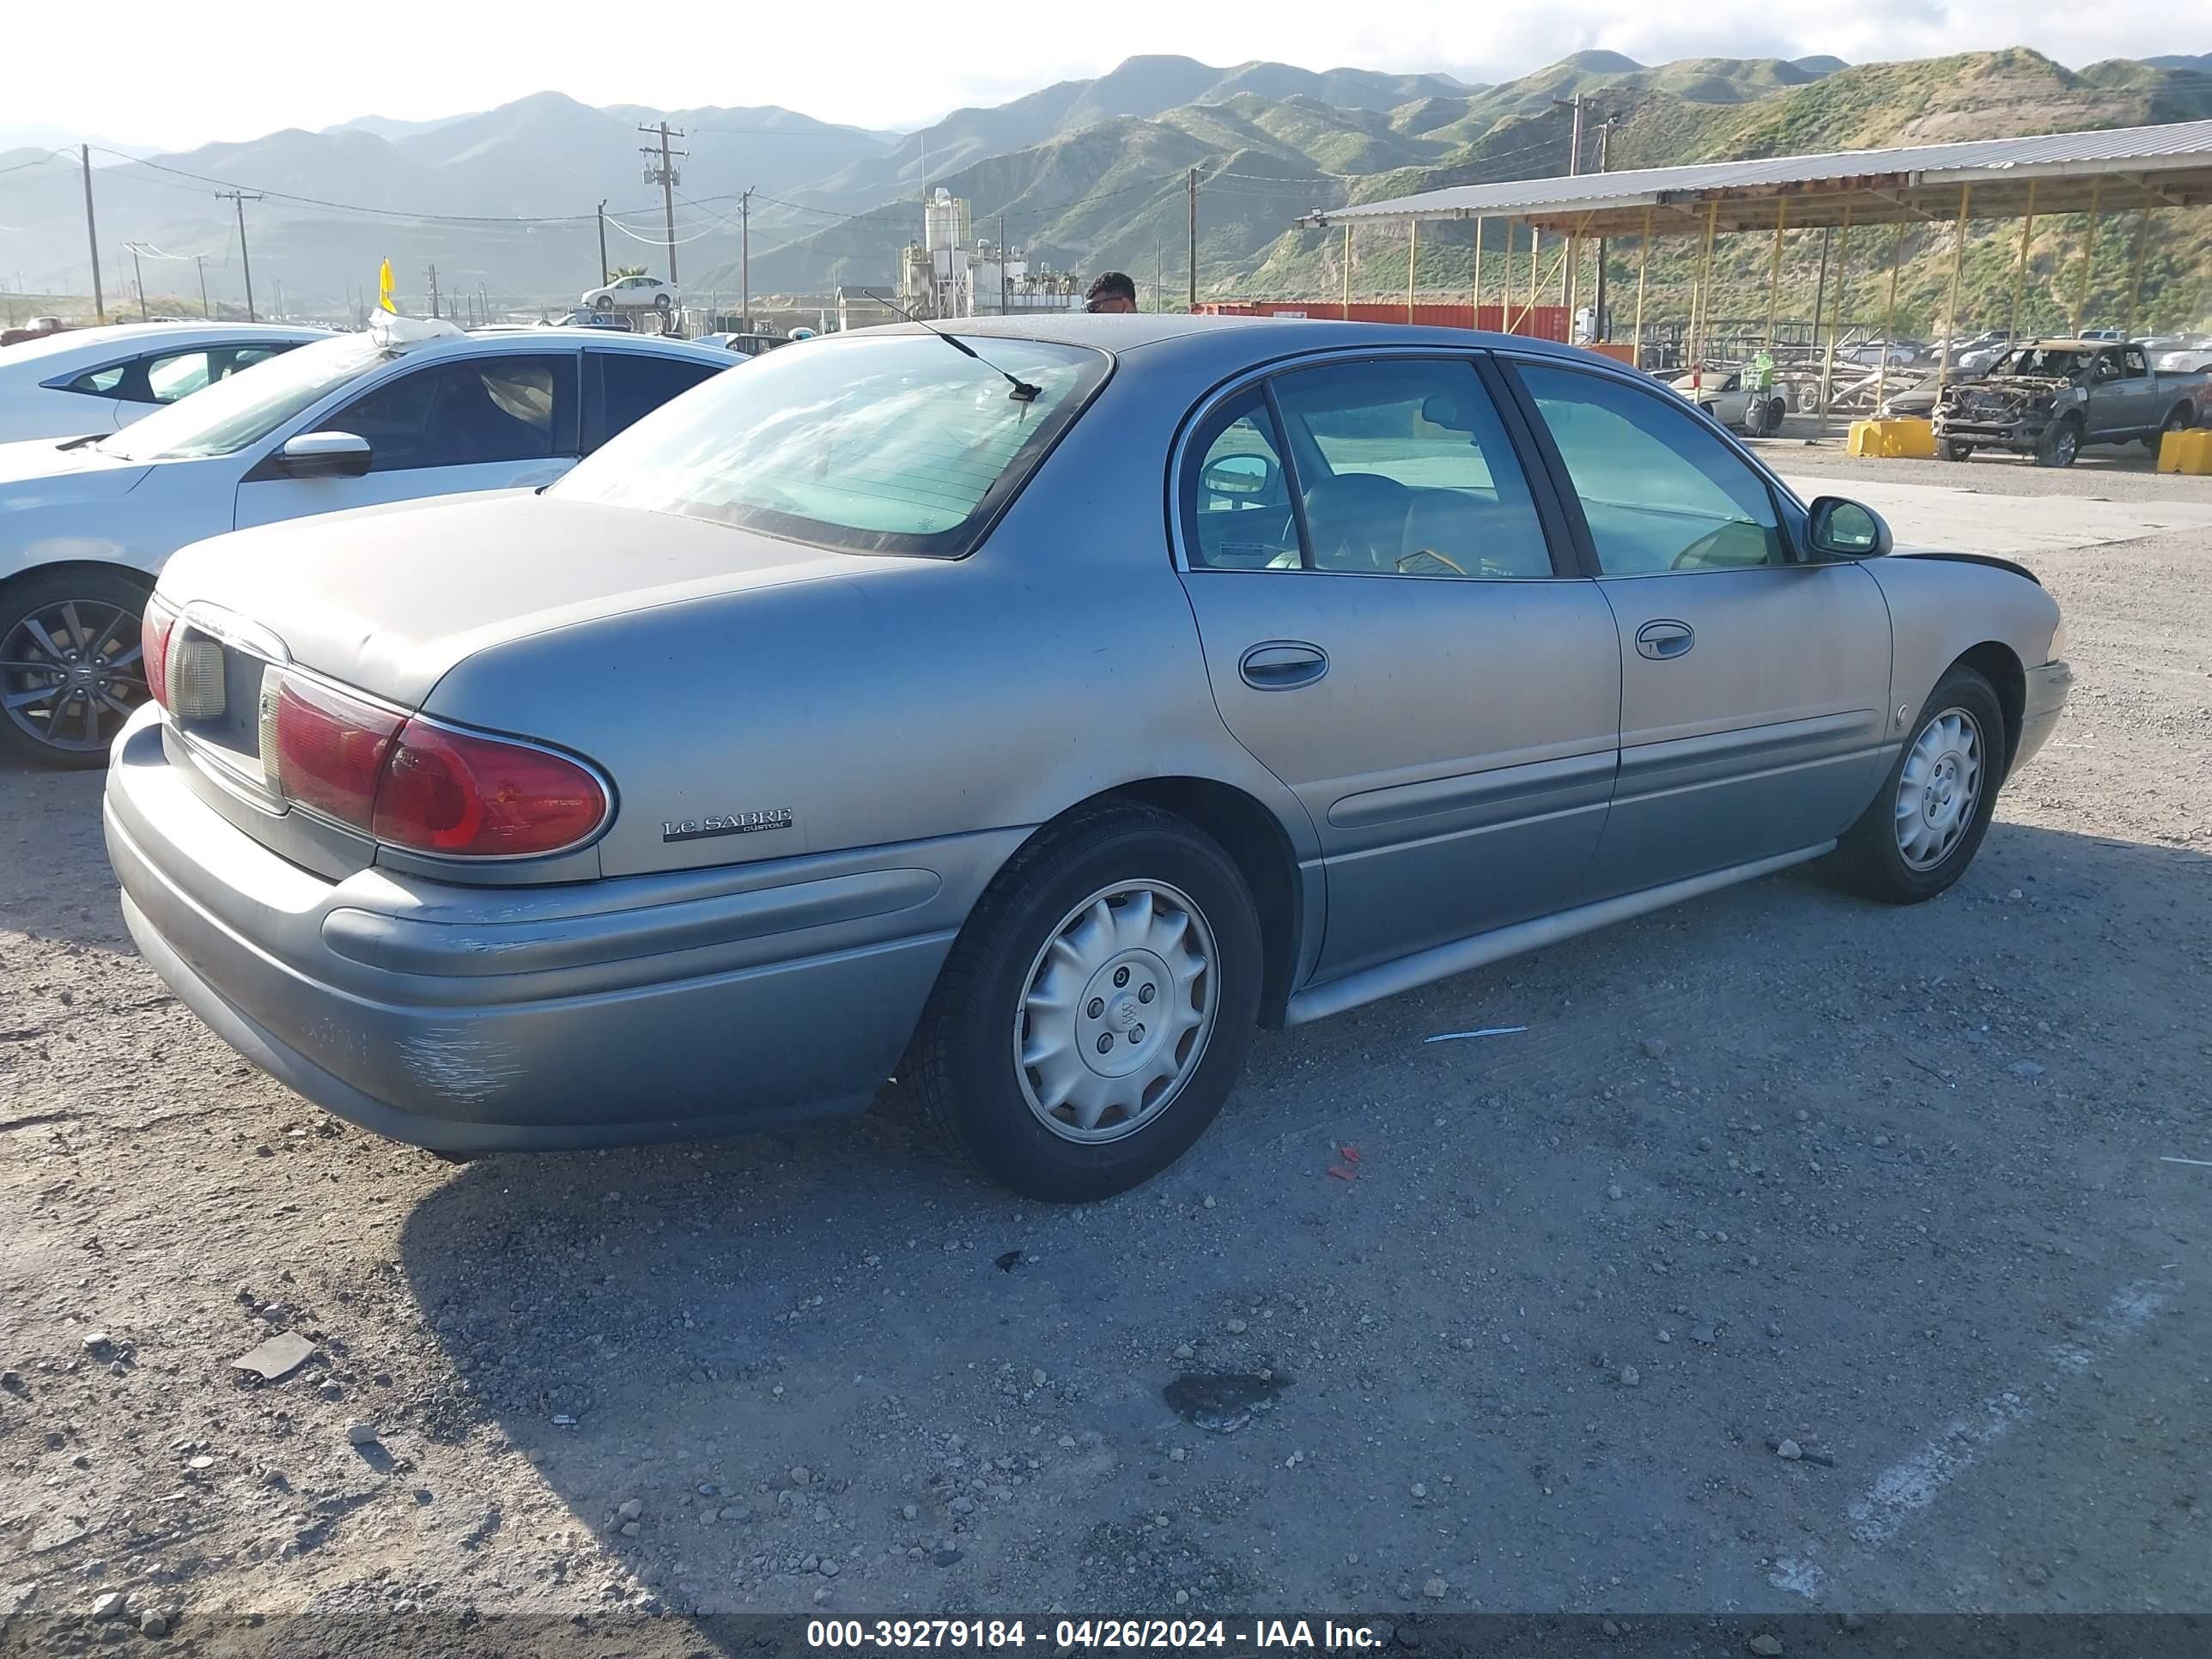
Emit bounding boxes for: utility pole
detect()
[479,282,489,324]
[1553,93,1585,309]
[125,242,149,321]
[998,211,1008,316]
[597,199,610,288]
[81,145,106,323]
[194,255,210,319]
[272,276,283,319]
[423,264,440,319]
[639,123,686,286]
[740,187,752,328]
[1187,168,1199,310]
[1156,237,1164,311]
[215,191,263,321]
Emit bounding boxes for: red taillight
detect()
[141,598,178,712]
[262,666,608,859]
[270,674,403,828]
[373,721,607,858]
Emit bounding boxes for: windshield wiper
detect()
[57,434,104,451]
[857,289,1040,402]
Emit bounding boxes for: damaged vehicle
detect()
[1933,339,2205,466]
[106,317,2070,1200]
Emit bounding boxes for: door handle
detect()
[1634,619,1695,660]
[1238,641,1328,690]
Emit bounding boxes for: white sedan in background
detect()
[580,274,679,313]
[0,322,328,443]
[0,322,732,767]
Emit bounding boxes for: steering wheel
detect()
[1396,547,1468,576]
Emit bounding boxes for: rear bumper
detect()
[2014,659,2072,775]
[104,706,1021,1152]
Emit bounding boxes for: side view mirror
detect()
[1201,453,1273,497]
[277,430,372,479]
[1807,495,1892,560]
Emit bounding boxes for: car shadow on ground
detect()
[0,757,134,957]
[392,819,2209,1620]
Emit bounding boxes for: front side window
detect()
[1270,357,1551,579]
[325,355,574,471]
[1516,363,1785,575]
[555,333,1105,557]
[1182,390,1300,570]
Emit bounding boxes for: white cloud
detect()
[0,0,2193,150]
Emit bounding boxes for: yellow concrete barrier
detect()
[2156,427,2212,474]
[1847,418,1939,459]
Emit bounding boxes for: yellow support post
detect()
[1764,197,1787,350]
[1873,221,1905,416]
[1407,219,1418,322]
[2123,209,2152,339]
[1689,198,1718,390]
[1519,225,1540,337]
[1818,201,1852,434]
[1933,184,1970,415]
[1632,205,1651,369]
[1341,222,1352,319]
[2072,178,2100,336]
[2008,179,2037,342]
[1472,216,1484,319]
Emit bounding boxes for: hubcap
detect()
[1893,706,1984,871]
[1,599,147,754]
[1014,881,1218,1144]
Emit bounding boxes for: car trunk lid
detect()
[152,492,852,879]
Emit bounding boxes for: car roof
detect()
[400,326,729,361]
[2012,338,2127,352]
[853,312,1599,365]
[2,319,329,368]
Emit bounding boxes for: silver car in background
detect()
[106,317,2071,1200]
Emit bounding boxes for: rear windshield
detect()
[552,332,1107,557]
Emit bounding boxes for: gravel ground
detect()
[2,464,2208,1648]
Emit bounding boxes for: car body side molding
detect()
[1282,840,1835,1026]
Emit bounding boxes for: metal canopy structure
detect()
[1298,119,2212,236]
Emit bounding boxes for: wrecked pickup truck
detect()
[1933,339,2206,466]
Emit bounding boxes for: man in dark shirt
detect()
[1085,272,1138,314]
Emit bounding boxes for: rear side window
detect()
[592,352,723,449]
[556,334,1106,557]
[65,364,129,397]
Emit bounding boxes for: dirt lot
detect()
[2,455,2208,1647]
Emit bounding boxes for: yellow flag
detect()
[377,258,396,314]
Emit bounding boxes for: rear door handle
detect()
[1634,619,1695,660]
[1239,641,1328,690]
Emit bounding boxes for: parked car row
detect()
[0,320,734,764]
[99,315,2070,1200]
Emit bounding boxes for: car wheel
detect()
[911,804,1262,1202]
[653,294,672,313]
[2144,405,2190,453]
[1942,440,1974,462]
[2036,416,2081,468]
[0,567,154,769]
[1828,665,2008,905]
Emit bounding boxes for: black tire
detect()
[1942,440,1974,462]
[0,565,154,769]
[653,294,672,313]
[2144,404,2190,453]
[2036,416,2081,468]
[910,804,1262,1202]
[1765,396,1788,435]
[1828,665,2009,905]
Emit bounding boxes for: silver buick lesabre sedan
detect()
[105,317,2071,1201]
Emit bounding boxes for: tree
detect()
[610,264,650,280]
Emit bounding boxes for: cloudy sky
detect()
[3,0,2197,152]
